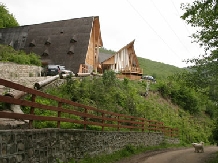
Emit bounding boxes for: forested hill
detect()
[138,57,186,79]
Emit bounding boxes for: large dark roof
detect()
[0,16,97,73]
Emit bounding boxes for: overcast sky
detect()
[1,0,203,68]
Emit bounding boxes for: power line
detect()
[170,0,202,54]
[171,0,191,34]
[126,0,182,60]
[150,0,191,56]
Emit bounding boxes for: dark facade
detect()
[0,16,102,74]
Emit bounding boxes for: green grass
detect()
[206,152,218,163]
[67,143,185,163]
[137,57,185,80]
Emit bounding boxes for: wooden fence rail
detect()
[0,78,179,137]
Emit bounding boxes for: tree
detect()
[181,0,218,144]
[0,3,19,28]
[181,0,218,100]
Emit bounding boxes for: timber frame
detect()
[82,17,103,73]
[101,40,143,80]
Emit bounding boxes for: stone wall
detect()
[0,62,42,79]
[0,129,179,163]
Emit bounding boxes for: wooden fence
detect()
[0,78,179,137]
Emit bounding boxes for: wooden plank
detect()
[0,78,145,120]
[0,96,169,133]
[0,78,179,136]
[0,111,144,130]
[0,96,144,126]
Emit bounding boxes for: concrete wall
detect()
[0,62,42,79]
[0,129,179,163]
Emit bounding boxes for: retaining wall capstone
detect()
[0,129,179,163]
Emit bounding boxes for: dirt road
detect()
[116,146,218,163]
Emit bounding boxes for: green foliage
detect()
[0,3,19,28]
[28,74,214,144]
[212,119,218,145]
[68,143,182,163]
[156,80,171,99]
[181,1,218,101]
[181,1,218,144]
[207,152,218,163]
[102,70,117,86]
[156,78,213,115]
[181,0,218,54]
[155,74,216,143]
[61,74,140,115]
[0,44,41,66]
[22,95,58,128]
[205,100,218,119]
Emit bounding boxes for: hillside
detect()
[138,57,185,79]
[0,45,214,146]
[34,73,213,146]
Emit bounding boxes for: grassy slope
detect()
[138,57,185,79]
[2,44,212,145]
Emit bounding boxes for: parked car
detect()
[43,65,64,76]
[141,75,156,82]
[46,65,59,76]
[41,64,74,77]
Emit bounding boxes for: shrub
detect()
[0,44,41,66]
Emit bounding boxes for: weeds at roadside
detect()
[206,152,218,163]
[68,143,183,163]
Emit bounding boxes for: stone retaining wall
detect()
[0,62,42,79]
[0,129,179,163]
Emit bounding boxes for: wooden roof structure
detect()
[0,16,103,74]
[101,40,143,79]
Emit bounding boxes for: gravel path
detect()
[116,146,218,163]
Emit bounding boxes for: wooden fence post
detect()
[164,127,168,137]
[155,121,157,132]
[57,102,62,128]
[29,94,36,129]
[130,118,134,131]
[161,123,164,133]
[158,122,163,133]
[142,119,145,132]
[84,108,87,130]
[148,121,151,132]
[171,128,173,137]
[101,113,105,131]
[117,116,120,131]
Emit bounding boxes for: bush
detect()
[0,44,41,66]
[103,70,117,86]
[157,80,202,114]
